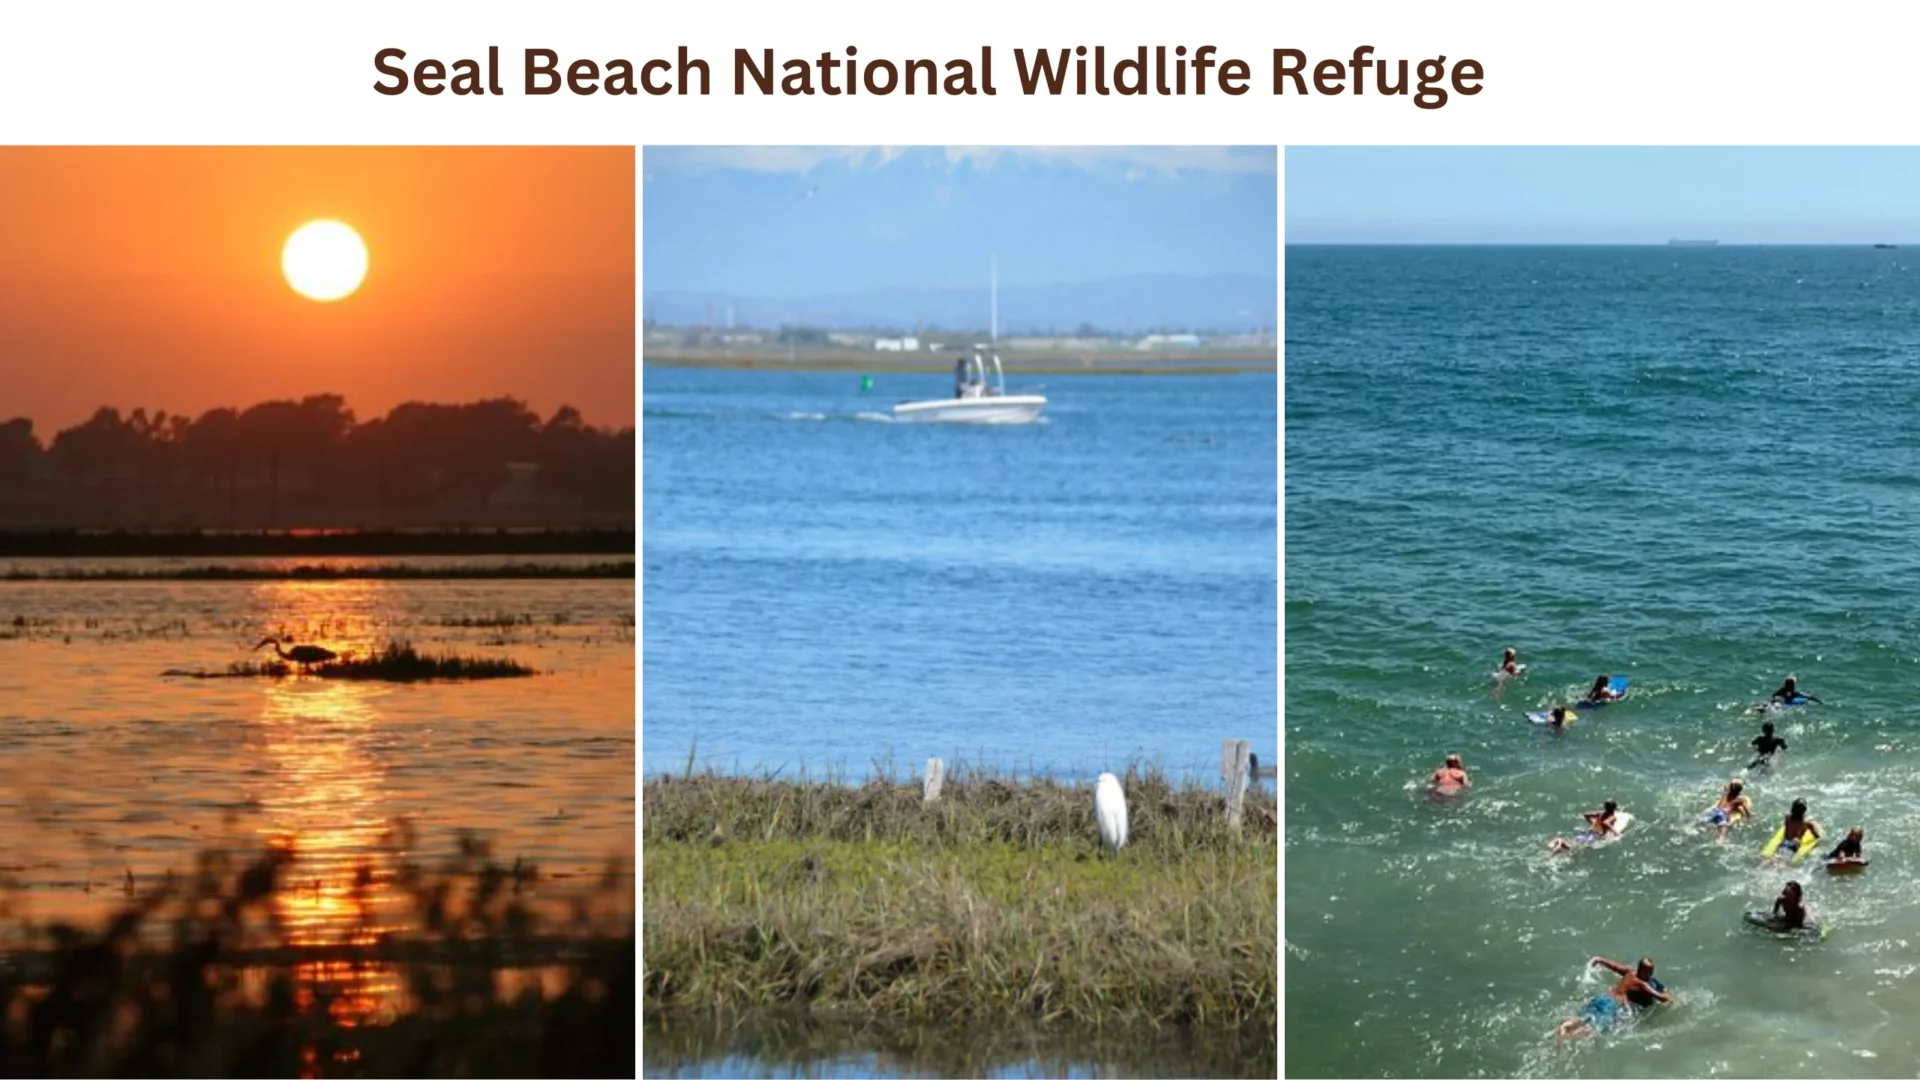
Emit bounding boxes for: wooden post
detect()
[924,757,945,804]
[1222,739,1250,830]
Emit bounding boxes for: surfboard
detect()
[1574,676,1631,710]
[1760,825,1819,860]
[1576,810,1635,846]
[1744,909,1827,938]
[1825,857,1869,874]
[1766,694,1810,710]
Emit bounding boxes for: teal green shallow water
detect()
[1286,246,1920,1078]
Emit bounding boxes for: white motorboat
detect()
[892,346,1046,424]
[892,258,1046,424]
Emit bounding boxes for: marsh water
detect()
[642,1011,1276,1079]
[0,555,634,959]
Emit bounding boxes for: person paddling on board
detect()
[1770,674,1822,706]
[1773,798,1822,858]
[1429,753,1470,797]
[1498,648,1521,676]
[1546,705,1573,730]
[1704,778,1752,841]
[1554,956,1671,1041]
[1748,721,1788,769]
[1771,880,1810,930]
[1826,827,1866,865]
[1548,800,1621,852]
[1585,674,1622,704]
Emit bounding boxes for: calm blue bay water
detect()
[643,368,1276,785]
[1286,246,1920,1078]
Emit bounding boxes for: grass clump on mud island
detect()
[172,641,537,683]
[642,764,1276,1030]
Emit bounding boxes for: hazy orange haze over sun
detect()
[0,146,634,433]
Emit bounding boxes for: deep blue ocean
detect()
[642,367,1276,785]
[1287,246,1920,1078]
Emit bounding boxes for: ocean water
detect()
[642,367,1277,785]
[1285,246,1920,1077]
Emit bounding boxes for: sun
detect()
[282,219,368,302]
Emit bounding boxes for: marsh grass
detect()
[170,642,537,682]
[0,835,634,1078]
[642,766,1276,1030]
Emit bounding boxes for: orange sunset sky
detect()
[0,147,634,434]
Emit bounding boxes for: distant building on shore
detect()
[873,336,921,352]
[1135,333,1203,350]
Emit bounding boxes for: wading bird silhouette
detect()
[253,636,338,673]
[1095,772,1129,855]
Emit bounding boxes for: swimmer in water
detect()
[1772,798,1822,858]
[1704,777,1752,841]
[1548,800,1621,852]
[1748,721,1788,770]
[1429,753,1470,797]
[1585,674,1622,703]
[1770,674,1823,706]
[1554,956,1670,1041]
[1771,880,1809,930]
[1499,647,1521,676]
[1826,827,1866,865]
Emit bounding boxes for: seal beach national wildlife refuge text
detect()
[372,45,1484,108]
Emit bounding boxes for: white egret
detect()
[1094,772,1129,854]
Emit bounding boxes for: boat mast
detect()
[989,256,1004,394]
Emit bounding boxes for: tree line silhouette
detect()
[0,394,634,530]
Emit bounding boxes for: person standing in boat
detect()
[953,355,969,398]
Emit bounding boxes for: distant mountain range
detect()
[643,274,1277,334]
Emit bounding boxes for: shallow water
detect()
[0,561,634,943]
[642,1011,1276,1079]
[642,368,1277,784]
[1286,246,1920,1077]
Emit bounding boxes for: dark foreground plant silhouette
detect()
[0,833,633,1078]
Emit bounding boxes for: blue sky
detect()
[1289,147,1920,244]
[643,146,1276,295]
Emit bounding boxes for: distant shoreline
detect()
[0,527,634,560]
[644,345,1274,376]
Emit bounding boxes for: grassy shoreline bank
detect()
[0,528,634,560]
[642,770,1276,1030]
[644,345,1274,375]
[3,560,635,582]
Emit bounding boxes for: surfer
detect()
[1428,754,1470,797]
[1546,705,1573,729]
[1498,647,1521,676]
[1825,827,1866,864]
[1747,721,1788,769]
[1770,675,1822,705]
[1770,881,1810,930]
[1703,778,1752,841]
[1548,800,1621,852]
[1774,798,1822,856]
[1553,956,1670,1041]
[1585,674,1622,703]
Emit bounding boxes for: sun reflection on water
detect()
[254,580,410,1023]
